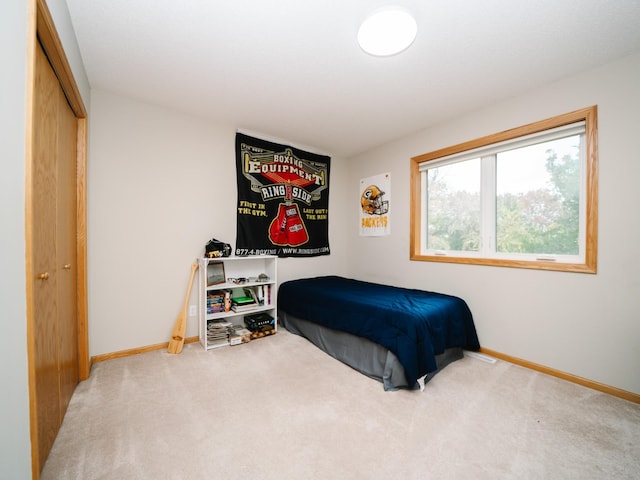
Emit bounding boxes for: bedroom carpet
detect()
[41,329,640,480]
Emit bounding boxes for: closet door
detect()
[55,53,79,416]
[32,41,62,467]
[31,40,79,471]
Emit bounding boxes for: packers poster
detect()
[360,173,391,236]
[235,133,331,257]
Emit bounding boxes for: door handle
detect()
[37,272,49,280]
[63,264,71,270]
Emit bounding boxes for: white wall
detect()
[0,3,32,478]
[346,52,640,395]
[0,0,90,477]
[88,90,348,355]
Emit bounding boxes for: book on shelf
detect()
[231,303,258,313]
[207,289,231,313]
[231,295,255,305]
[230,286,260,311]
[255,285,265,304]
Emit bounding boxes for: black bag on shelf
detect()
[205,238,232,258]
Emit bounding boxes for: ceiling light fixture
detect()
[357,7,417,57]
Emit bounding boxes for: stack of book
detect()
[207,291,229,314]
[207,320,232,347]
[231,287,259,312]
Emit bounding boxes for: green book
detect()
[232,296,255,305]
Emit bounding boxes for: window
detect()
[410,106,598,273]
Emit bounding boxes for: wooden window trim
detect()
[410,106,598,273]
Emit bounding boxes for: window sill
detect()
[409,253,596,273]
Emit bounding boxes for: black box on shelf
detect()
[244,312,274,331]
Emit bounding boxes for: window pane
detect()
[496,135,581,255]
[426,159,480,251]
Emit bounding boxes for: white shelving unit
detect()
[198,255,277,350]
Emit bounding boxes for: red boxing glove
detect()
[268,203,289,245]
[283,204,309,246]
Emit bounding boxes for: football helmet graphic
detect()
[361,185,389,215]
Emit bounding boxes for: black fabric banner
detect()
[235,133,331,257]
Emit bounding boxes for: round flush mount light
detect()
[357,7,417,57]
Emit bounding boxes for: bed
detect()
[277,276,480,391]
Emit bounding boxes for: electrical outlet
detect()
[188,305,197,317]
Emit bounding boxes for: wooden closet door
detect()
[32,41,61,467]
[56,56,79,416]
[31,40,79,471]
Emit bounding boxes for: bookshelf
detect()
[197,255,277,350]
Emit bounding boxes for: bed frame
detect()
[280,312,464,390]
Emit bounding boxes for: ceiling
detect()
[64,0,640,157]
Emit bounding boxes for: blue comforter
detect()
[278,276,480,387]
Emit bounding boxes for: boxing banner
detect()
[235,133,331,257]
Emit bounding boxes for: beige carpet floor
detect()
[42,329,640,480]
